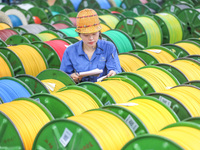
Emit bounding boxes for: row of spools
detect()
[0,0,200,149]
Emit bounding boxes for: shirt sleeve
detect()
[60,48,74,76]
[106,43,122,74]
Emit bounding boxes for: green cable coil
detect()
[103,30,135,53]
[154,13,183,44]
[59,27,79,37]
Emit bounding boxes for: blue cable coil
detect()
[96,0,111,9]
[70,0,82,11]
[8,15,23,27]
[0,79,32,103]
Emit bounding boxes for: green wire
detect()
[135,16,162,47]
[156,13,183,44]
[60,28,79,37]
[103,30,134,53]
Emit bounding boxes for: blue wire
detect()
[0,79,31,103]
[96,0,111,9]
[8,15,23,27]
[70,0,82,11]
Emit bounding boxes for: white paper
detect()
[125,115,139,133]
[145,50,162,53]
[59,128,73,147]
[42,82,56,92]
[79,68,103,77]
[97,75,107,82]
[113,103,139,106]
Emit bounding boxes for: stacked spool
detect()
[0,98,53,149]
[0,28,18,41]
[0,52,14,78]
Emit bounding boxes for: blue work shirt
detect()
[60,39,122,82]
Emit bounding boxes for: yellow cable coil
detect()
[52,89,99,115]
[135,16,162,47]
[100,23,111,32]
[8,45,47,77]
[169,59,200,81]
[160,86,200,117]
[75,36,82,40]
[118,54,146,72]
[144,49,175,63]
[36,33,57,42]
[175,42,200,55]
[41,79,66,94]
[120,98,177,133]
[96,80,142,103]
[133,67,178,92]
[0,56,12,77]
[0,23,10,30]
[69,110,134,149]
[157,126,200,149]
[99,14,119,29]
[0,100,50,149]
[156,13,183,43]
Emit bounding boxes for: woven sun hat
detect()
[75,9,102,33]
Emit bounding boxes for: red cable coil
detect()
[69,17,76,26]
[52,23,69,30]
[45,40,70,61]
[0,29,18,41]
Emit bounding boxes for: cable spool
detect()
[49,14,73,26]
[0,77,33,103]
[5,9,28,27]
[102,29,135,53]
[130,4,153,15]
[0,29,18,41]
[175,41,200,55]
[143,46,177,63]
[15,74,49,94]
[5,35,31,46]
[100,23,111,32]
[0,22,10,30]
[0,11,13,27]
[77,0,101,11]
[29,7,48,23]
[33,109,134,149]
[96,76,144,103]
[115,16,162,49]
[161,4,191,15]
[52,23,70,30]
[120,0,142,10]
[118,53,147,72]
[17,3,34,11]
[0,98,53,149]
[96,0,111,9]
[114,0,122,7]
[49,5,66,16]
[103,96,179,135]
[153,12,183,44]
[122,122,200,150]
[69,17,76,26]
[45,39,70,61]
[52,86,102,116]
[121,11,139,18]
[59,27,79,37]
[145,2,162,13]
[70,0,82,11]
[36,32,58,42]
[14,24,47,34]
[168,58,200,81]
[33,16,41,24]
[36,68,75,92]
[99,14,119,29]
[177,8,200,39]
[6,44,48,77]
[0,52,14,77]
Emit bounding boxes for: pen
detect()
[74,69,80,83]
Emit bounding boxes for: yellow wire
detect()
[144,49,175,63]
[133,67,178,92]
[156,13,183,43]
[75,36,82,40]
[135,16,162,47]
[169,59,200,81]
[0,55,12,77]
[41,79,66,94]
[36,33,57,42]
[69,110,134,149]
[0,23,10,30]
[96,80,142,103]
[118,54,146,72]
[0,100,50,149]
[175,43,200,55]
[8,45,47,77]
[157,126,200,149]
[99,14,119,29]
[160,86,200,117]
[121,98,177,133]
[52,89,99,116]
[100,23,111,33]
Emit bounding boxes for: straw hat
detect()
[75,9,102,33]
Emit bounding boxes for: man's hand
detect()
[107,70,116,77]
[71,73,82,83]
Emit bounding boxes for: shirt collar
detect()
[77,40,103,56]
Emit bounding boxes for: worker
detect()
[60,9,121,83]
